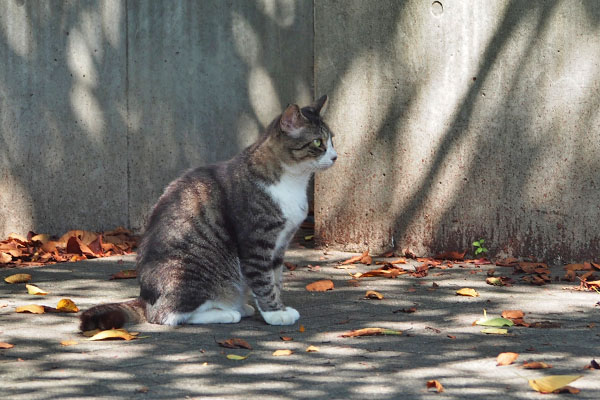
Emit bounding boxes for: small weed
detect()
[473,239,488,257]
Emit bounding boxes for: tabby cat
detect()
[80,95,336,329]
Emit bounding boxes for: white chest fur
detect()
[264,172,310,252]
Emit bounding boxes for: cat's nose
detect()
[331,155,337,162]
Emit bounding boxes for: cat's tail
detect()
[79,298,146,332]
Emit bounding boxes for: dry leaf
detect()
[481,327,508,334]
[272,349,293,356]
[426,380,445,393]
[60,340,78,346]
[341,327,402,337]
[4,273,32,284]
[0,252,12,263]
[528,375,581,394]
[109,269,137,280]
[299,325,305,333]
[15,304,45,314]
[26,284,49,295]
[306,345,319,352]
[501,310,524,319]
[280,336,293,341]
[87,328,137,341]
[226,353,250,360]
[341,250,371,265]
[523,361,553,369]
[284,262,297,271]
[82,329,101,337]
[365,290,384,300]
[218,338,253,350]
[56,298,79,313]
[434,250,466,261]
[0,342,15,349]
[456,288,479,297]
[497,352,519,366]
[305,280,334,292]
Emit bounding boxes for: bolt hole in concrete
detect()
[431,1,443,16]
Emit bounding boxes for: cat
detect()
[79,95,337,330]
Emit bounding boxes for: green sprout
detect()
[473,239,488,257]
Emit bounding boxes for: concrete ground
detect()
[1,247,599,399]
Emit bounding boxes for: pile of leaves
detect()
[0,228,138,267]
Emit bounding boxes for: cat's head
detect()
[275,95,337,173]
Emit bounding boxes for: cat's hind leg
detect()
[186,301,242,324]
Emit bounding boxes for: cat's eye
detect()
[312,139,322,148]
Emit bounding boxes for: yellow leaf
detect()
[56,298,79,313]
[15,304,45,314]
[60,340,78,346]
[304,235,314,241]
[496,352,519,366]
[272,349,293,356]
[306,345,319,352]
[86,328,136,341]
[4,273,32,284]
[26,284,49,295]
[365,290,384,300]
[227,353,250,360]
[481,327,508,334]
[528,375,582,394]
[82,329,101,337]
[456,288,479,297]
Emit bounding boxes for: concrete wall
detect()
[0,0,313,236]
[315,0,600,262]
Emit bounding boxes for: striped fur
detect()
[79,96,336,330]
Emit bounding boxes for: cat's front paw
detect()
[261,307,300,326]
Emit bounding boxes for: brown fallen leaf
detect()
[341,250,371,265]
[365,290,384,300]
[0,342,15,349]
[341,327,402,337]
[501,310,524,319]
[109,269,137,280]
[26,284,49,295]
[523,361,553,369]
[272,349,293,356]
[497,352,519,366]
[0,252,12,263]
[299,325,305,333]
[56,299,79,313]
[358,264,408,279]
[218,338,253,350]
[4,273,32,284]
[305,345,319,352]
[15,304,45,314]
[426,380,445,393]
[60,340,78,346]
[306,280,334,292]
[434,250,466,261]
[284,262,297,271]
[280,336,293,341]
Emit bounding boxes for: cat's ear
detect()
[312,95,328,115]
[280,104,307,137]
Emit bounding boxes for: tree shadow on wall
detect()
[316,0,600,262]
[0,0,313,237]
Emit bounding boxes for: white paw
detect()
[240,304,255,317]
[187,308,241,324]
[261,307,300,326]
